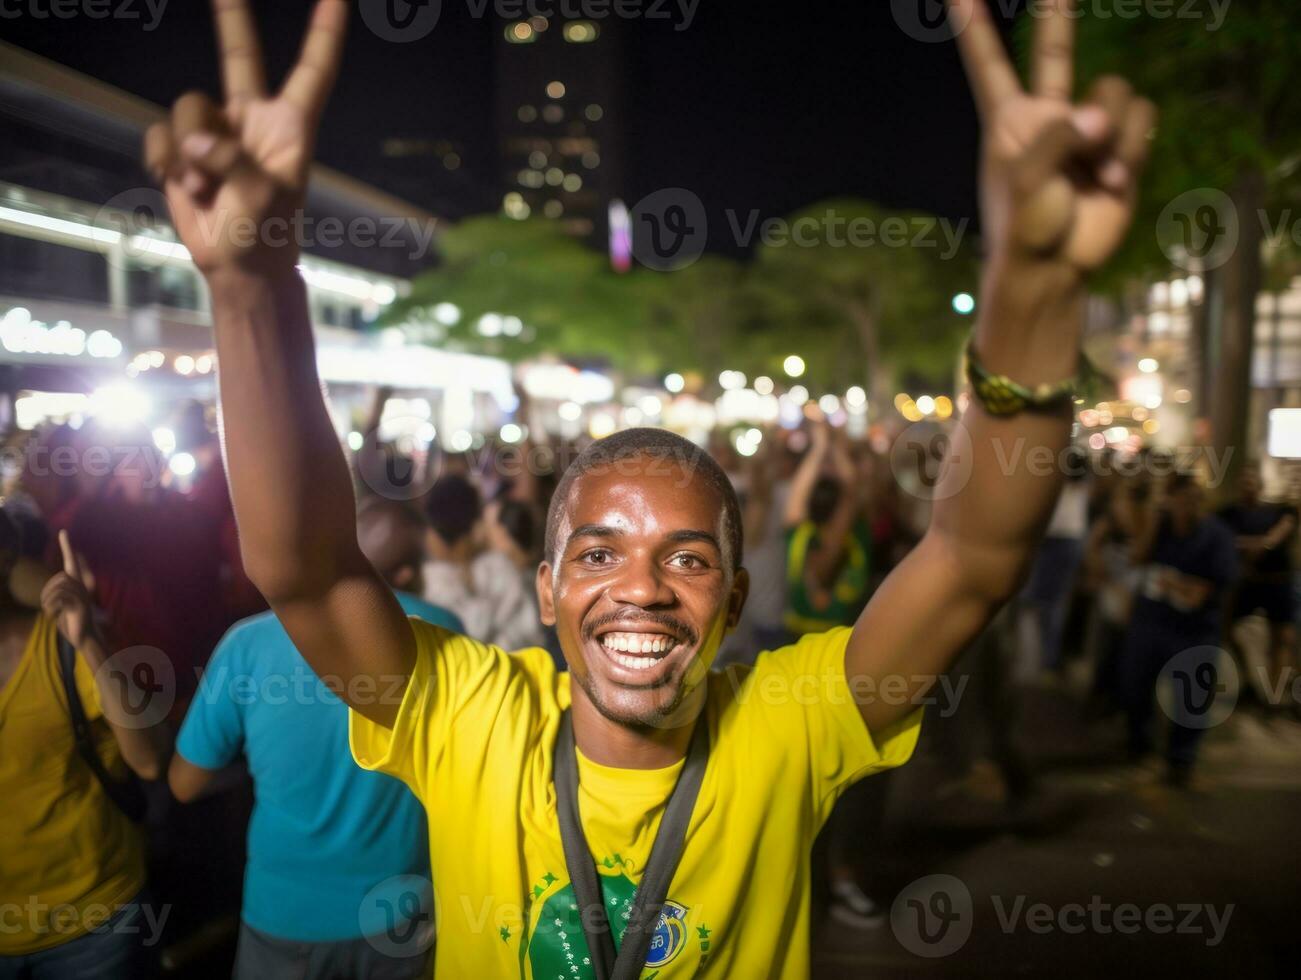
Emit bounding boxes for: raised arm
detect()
[845,0,1156,731]
[783,419,831,528]
[44,531,172,780]
[144,0,413,726]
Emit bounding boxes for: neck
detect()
[569,684,702,770]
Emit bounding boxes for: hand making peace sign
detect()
[143,0,349,275]
[948,0,1157,275]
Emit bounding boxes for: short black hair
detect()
[494,498,537,555]
[424,475,482,546]
[544,427,743,572]
[809,476,842,525]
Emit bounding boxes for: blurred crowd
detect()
[1,391,1297,975]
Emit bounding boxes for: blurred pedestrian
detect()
[422,475,543,649]
[1,520,171,978]
[1123,473,1237,787]
[168,499,460,979]
[1219,463,1297,708]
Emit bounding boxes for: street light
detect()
[783,355,806,378]
[952,293,976,315]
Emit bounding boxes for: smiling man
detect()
[145,1,1154,976]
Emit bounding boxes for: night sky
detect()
[0,0,1013,255]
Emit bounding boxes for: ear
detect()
[536,561,556,627]
[724,567,750,632]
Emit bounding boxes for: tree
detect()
[747,199,978,404]
[387,215,749,380]
[1065,1,1301,486]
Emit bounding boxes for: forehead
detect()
[562,457,727,542]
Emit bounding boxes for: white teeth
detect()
[614,653,656,670]
[599,632,676,663]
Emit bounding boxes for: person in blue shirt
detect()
[169,499,462,978]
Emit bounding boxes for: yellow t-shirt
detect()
[350,619,921,979]
[0,614,146,955]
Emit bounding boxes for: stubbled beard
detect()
[572,659,691,730]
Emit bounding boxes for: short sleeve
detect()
[175,632,246,770]
[741,628,922,821]
[349,617,539,802]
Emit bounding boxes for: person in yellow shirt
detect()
[142,1,1154,975]
[0,520,172,978]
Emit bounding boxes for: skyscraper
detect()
[494,14,624,241]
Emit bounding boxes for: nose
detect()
[607,550,675,608]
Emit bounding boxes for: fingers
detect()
[143,122,176,184]
[948,0,1021,119]
[1116,96,1158,175]
[212,0,266,103]
[172,91,228,197]
[40,572,77,615]
[180,129,257,186]
[58,529,76,577]
[1082,75,1136,191]
[1014,116,1090,196]
[281,0,349,120]
[1031,0,1076,101]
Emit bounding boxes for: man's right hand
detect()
[143,0,415,728]
[144,0,347,276]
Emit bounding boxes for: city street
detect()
[814,685,1301,978]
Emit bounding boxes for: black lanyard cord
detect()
[553,708,710,980]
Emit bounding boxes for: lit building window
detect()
[546,80,566,99]
[543,200,564,219]
[564,21,598,42]
[542,104,563,123]
[585,104,603,122]
[562,173,582,192]
[544,167,564,186]
[582,150,601,169]
[505,22,535,43]
[518,105,538,122]
[528,150,548,168]
[443,152,461,170]
[530,15,549,31]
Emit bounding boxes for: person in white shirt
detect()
[422,475,544,650]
